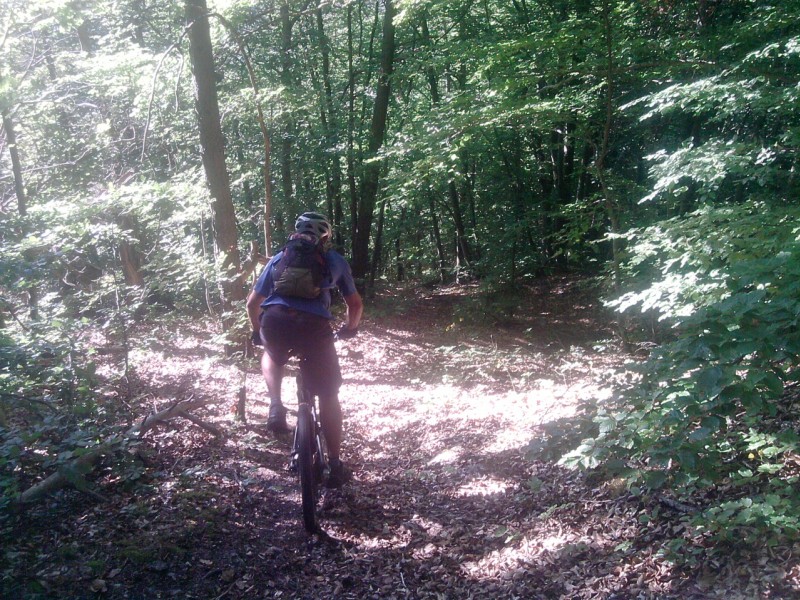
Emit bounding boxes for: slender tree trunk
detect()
[212,14,275,255]
[314,7,344,245]
[185,0,245,329]
[2,111,26,216]
[279,2,295,205]
[427,12,474,277]
[395,205,406,282]
[346,5,358,249]
[421,15,440,105]
[3,110,38,318]
[448,181,471,272]
[117,215,145,287]
[352,0,395,283]
[369,197,388,287]
[428,194,447,282]
[596,0,621,289]
[233,121,258,232]
[77,20,94,55]
[498,136,530,282]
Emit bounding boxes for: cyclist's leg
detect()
[303,344,352,487]
[317,391,342,460]
[260,306,296,431]
[297,325,343,460]
[318,391,351,487]
[261,351,284,401]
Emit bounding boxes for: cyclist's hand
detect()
[335,326,358,340]
[251,329,263,346]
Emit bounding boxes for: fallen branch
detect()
[131,397,206,437]
[657,495,700,514]
[15,397,222,506]
[181,411,226,438]
[16,445,108,505]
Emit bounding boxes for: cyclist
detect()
[246,212,363,488]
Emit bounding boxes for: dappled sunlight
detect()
[454,476,510,497]
[428,447,461,465]
[341,373,614,462]
[460,530,617,581]
[7,280,793,600]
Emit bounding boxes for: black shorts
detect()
[260,304,342,398]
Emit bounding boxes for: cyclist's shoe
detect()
[267,402,290,433]
[326,458,352,488]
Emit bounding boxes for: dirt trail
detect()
[4,277,793,599]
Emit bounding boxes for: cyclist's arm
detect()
[246,290,266,331]
[342,291,363,332]
[247,256,277,330]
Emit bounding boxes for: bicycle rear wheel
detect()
[296,403,319,533]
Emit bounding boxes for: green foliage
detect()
[694,494,800,545]
[560,213,800,544]
[543,1,800,551]
[0,175,215,506]
[609,203,800,321]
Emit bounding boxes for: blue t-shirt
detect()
[253,249,357,320]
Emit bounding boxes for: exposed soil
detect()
[3,276,799,599]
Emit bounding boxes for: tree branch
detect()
[14,397,222,506]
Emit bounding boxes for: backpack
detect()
[272,232,328,299]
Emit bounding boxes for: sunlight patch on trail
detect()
[459,530,618,581]
[343,374,614,459]
[455,477,511,497]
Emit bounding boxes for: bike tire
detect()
[296,403,319,533]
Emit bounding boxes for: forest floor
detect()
[3,275,799,599]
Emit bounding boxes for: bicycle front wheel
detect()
[296,403,319,533]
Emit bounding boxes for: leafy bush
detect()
[558,204,800,546]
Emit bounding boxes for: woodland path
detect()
[4,277,794,599]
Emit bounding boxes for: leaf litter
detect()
[2,276,799,599]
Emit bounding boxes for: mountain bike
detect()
[290,368,329,533]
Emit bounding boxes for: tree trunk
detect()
[448,181,472,273]
[596,0,621,289]
[394,206,405,282]
[3,109,39,318]
[279,2,295,205]
[77,20,94,55]
[185,0,245,331]
[421,15,440,105]
[369,197,388,288]
[117,215,145,287]
[428,194,447,282]
[352,0,395,284]
[314,7,344,246]
[422,13,473,277]
[213,14,275,254]
[3,111,27,217]
[346,5,359,250]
